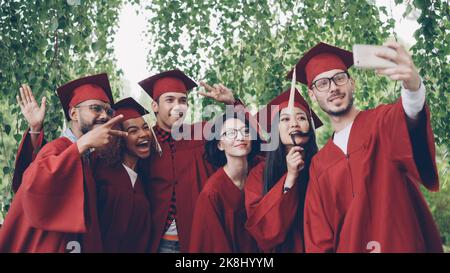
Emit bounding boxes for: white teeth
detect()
[330,95,344,101]
[137,140,149,145]
[136,144,149,149]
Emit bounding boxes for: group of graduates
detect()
[0,42,443,253]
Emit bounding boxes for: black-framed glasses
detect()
[311,71,350,92]
[221,127,250,140]
[75,104,115,117]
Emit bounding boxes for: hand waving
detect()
[17,84,46,131]
[198,82,236,105]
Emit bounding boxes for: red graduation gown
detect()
[10,123,213,253]
[189,167,258,253]
[94,162,152,252]
[147,122,215,253]
[12,129,46,193]
[0,137,102,252]
[245,161,305,253]
[304,99,443,253]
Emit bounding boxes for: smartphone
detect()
[353,44,397,69]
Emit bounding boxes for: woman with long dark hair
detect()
[245,90,322,253]
[189,108,263,253]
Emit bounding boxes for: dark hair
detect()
[263,117,318,195]
[204,111,262,168]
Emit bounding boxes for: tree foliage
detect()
[0,0,124,219]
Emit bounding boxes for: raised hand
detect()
[283,146,305,191]
[17,84,46,132]
[375,41,421,91]
[286,146,305,178]
[76,114,128,154]
[198,82,236,105]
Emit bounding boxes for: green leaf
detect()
[403,4,413,18]
[58,16,67,29]
[413,0,427,10]
[4,124,11,135]
[50,18,58,32]
[91,42,99,52]
[67,0,81,6]
[14,134,22,142]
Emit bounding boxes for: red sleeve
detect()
[12,128,46,193]
[21,138,86,233]
[244,163,299,252]
[380,99,439,191]
[303,161,335,253]
[189,189,231,253]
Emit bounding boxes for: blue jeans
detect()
[158,238,180,253]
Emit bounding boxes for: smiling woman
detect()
[244,89,321,253]
[204,110,262,168]
[189,108,263,253]
[94,97,155,253]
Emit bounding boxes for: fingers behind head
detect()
[197,90,214,99]
[199,81,214,92]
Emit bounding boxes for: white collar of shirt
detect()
[61,128,78,143]
[333,121,353,155]
[62,128,94,157]
[122,163,138,188]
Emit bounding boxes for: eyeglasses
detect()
[75,104,115,117]
[311,72,350,92]
[221,127,250,140]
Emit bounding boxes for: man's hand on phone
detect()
[375,42,421,91]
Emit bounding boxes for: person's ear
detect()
[308,88,317,103]
[151,100,159,114]
[69,107,78,121]
[217,141,225,151]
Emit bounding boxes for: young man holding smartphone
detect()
[289,42,443,253]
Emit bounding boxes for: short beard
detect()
[79,117,107,134]
[80,121,94,135]
[322,93,354,117]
